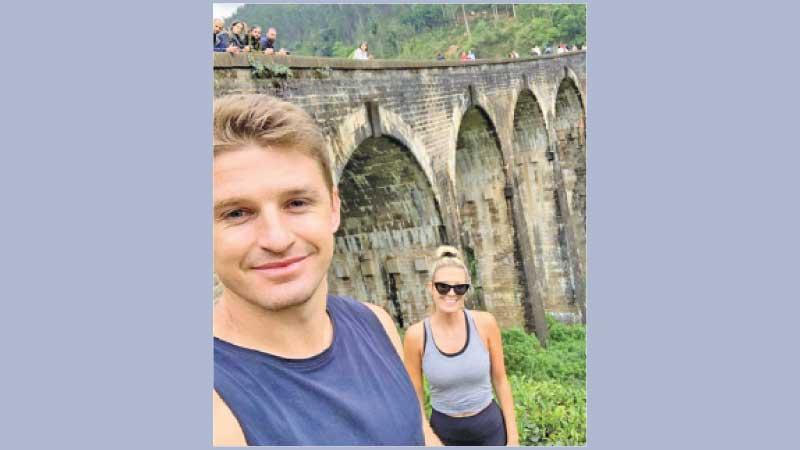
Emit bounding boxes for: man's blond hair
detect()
[213,94,334,192]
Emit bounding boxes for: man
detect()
[247,26,263,51]
[212,94,436,446]
[468,49,476,60]
[213,18,237,53]
[260,27,288,55]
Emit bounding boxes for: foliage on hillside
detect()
[228,4,586,60]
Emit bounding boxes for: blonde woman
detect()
[403,246,519,446]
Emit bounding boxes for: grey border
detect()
[3,0,798,449]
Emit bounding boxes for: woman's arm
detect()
[402,323,443,446]
[481,313,520,446]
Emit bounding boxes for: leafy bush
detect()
[503,317,586,445]
[502,327,542,377]
[511,376,586,445]
[502,318,586,385]
[248,55,294,79]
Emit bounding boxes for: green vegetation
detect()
[229,4,585,60]
[248,55,293,79]
[421,315,586,445]
[503,316,586,445]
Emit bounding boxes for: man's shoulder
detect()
[328,295,386,325]
[328,295,397,335]
[359,300,394,329]
[328,293,364,310]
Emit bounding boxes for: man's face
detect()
[267,29,277,42]
[213,20,224,34]
[213,145,340,312]
[251,28,261,40]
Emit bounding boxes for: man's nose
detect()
[255,209,294,253]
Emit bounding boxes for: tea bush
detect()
[511,376,586,445]
[502,316,586,445]
[502,318,586,385]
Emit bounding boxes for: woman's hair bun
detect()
[435,245,460,259]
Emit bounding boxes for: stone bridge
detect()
[213,52,586,337]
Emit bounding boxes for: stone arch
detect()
[454,106,526,328]
[511,89,578,322]
[328,135,446,328]
[333,104,441,209]
[555,65,587,113]
[518,77,553,130]
[449,89,505,181]
[553,75,587,278]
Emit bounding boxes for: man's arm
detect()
[213,390,247,446]
[364,303,442,446]
[214,33,228,52]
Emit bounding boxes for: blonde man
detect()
[212,94,428,446]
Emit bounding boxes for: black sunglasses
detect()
[433,282,470,296]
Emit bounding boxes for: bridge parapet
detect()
[213,51,586,70]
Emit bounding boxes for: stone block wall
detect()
[213,52,587,329]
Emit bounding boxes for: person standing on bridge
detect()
[403,246,519,446]
[212,94,432,446]
[353,41,372,60]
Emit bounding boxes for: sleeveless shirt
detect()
[214,294,424,446]
[422,309,494,415]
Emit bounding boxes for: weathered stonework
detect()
[330,136,444,327]
[213,52,587,332]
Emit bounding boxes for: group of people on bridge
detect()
[214,16,584,64]
[213,17,288,55]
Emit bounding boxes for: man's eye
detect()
[223,209,251,220]
[287,199,310,209]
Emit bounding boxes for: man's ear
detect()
[330,188,341,234]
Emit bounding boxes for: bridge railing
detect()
[213,51,586,70]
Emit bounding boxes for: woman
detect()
[228,21,248,51]
[353,41,370,60]
[403,246,519,446]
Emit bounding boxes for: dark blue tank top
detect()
[214,295,424,446]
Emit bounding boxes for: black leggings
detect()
[430,400,507,446]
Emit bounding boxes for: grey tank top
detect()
[422,309,493,415]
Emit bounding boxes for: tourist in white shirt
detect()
[354,41,371,60]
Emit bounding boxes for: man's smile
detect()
[251,255,309,278]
